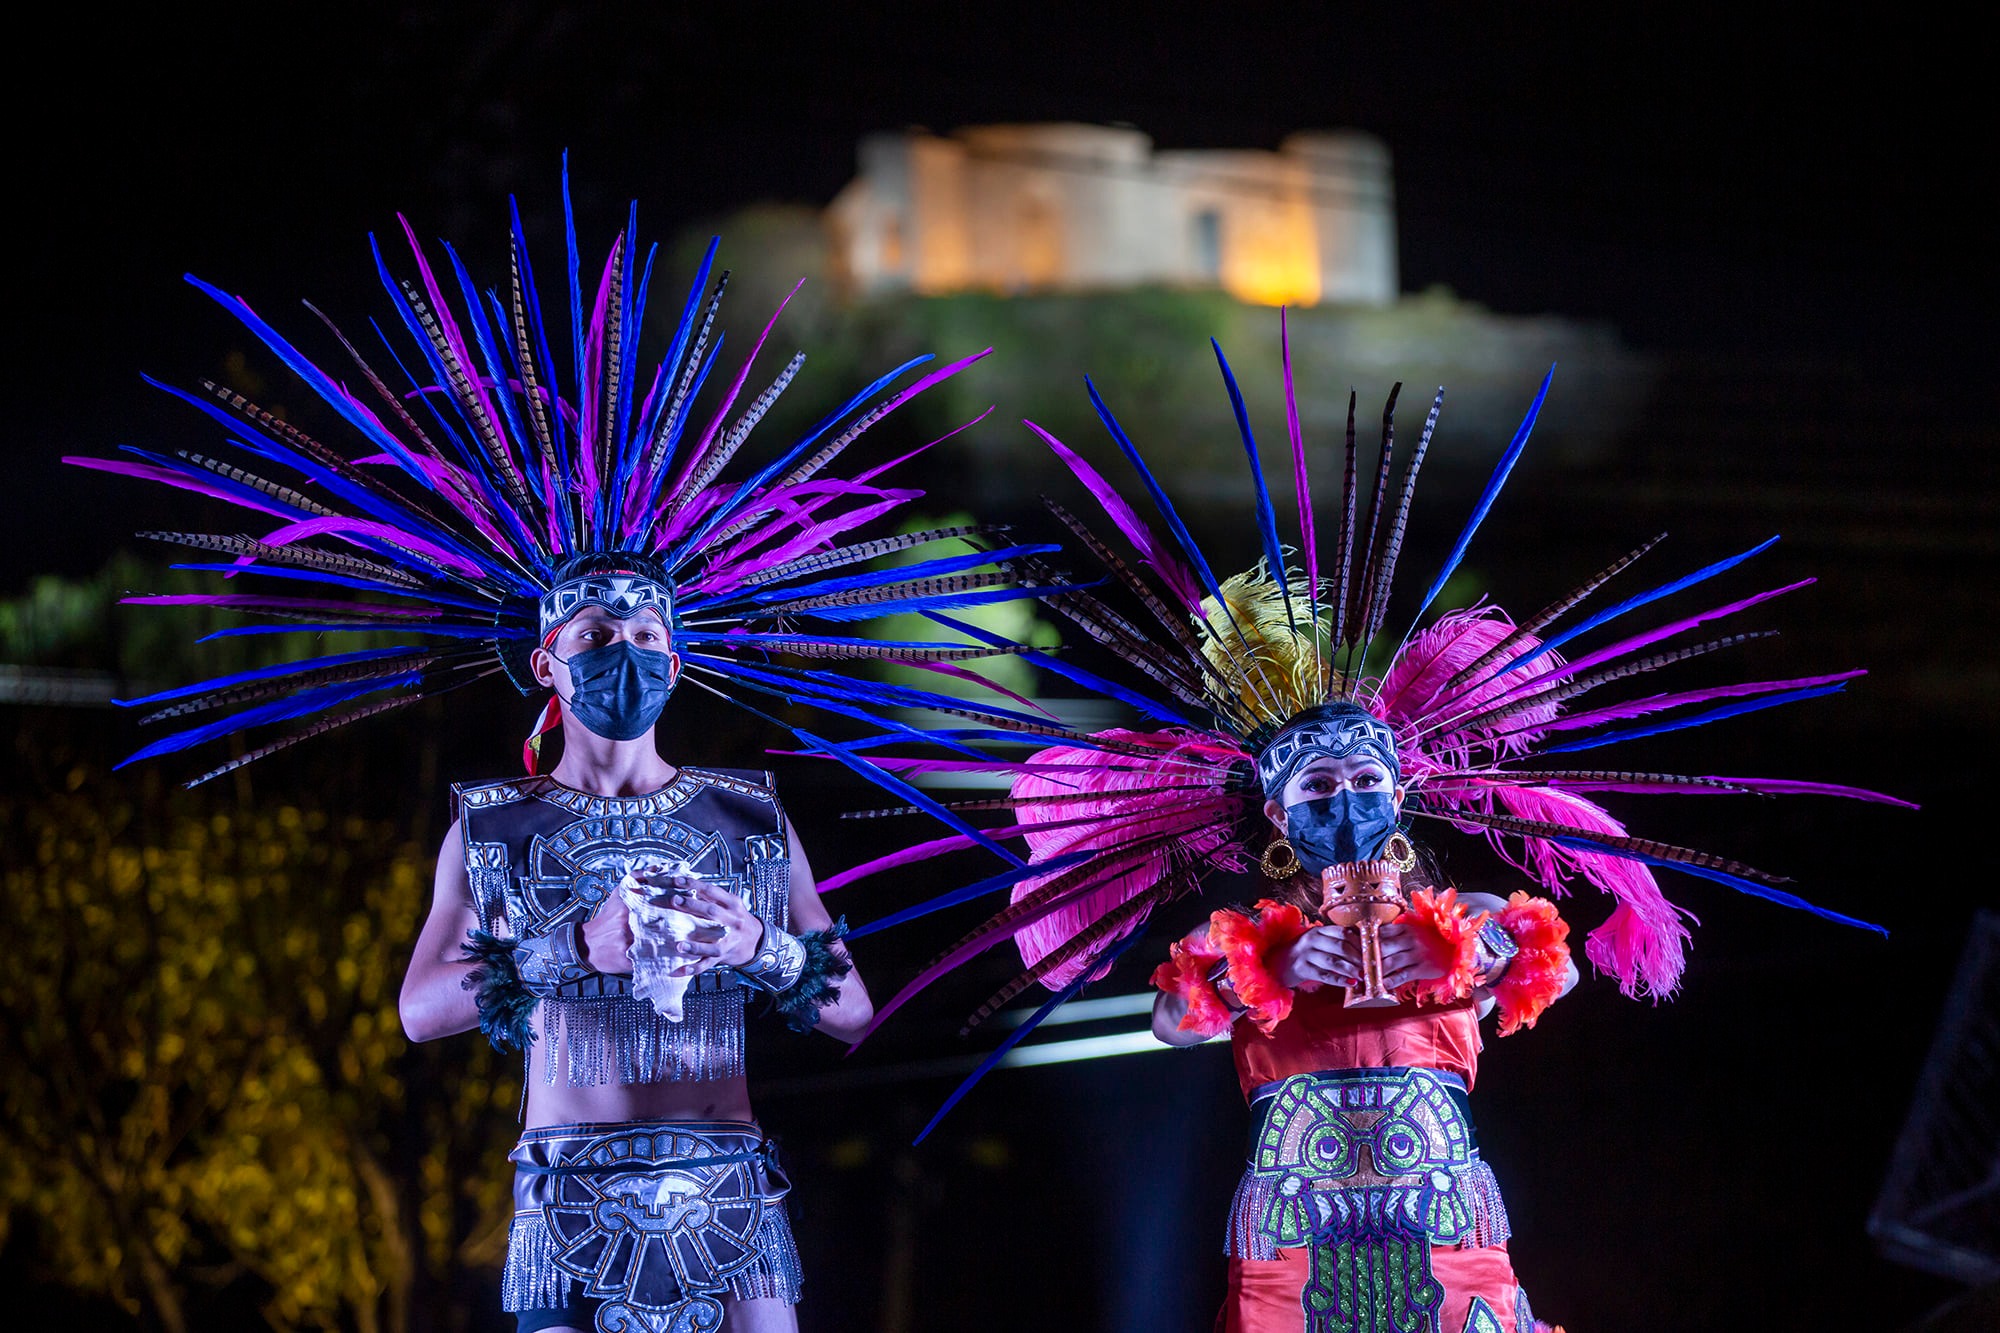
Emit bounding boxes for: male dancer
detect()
[77,187,1038,1332]
[402,556,865,1333]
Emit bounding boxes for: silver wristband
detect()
[513,922,591,994]
[736,923,808,993]
[1474,917,1519,986]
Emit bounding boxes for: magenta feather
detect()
[899,661,1063,720]
[1026,420,1203,610]
[394,217,520,495]
[1008,734,1235,988]
[1695,776,1918,807]
[1281,310,1321,654]
[1426,580,1815,737]
[1506,671,1869,740]
[65,457,295,520]
[853,802,1242,1042]
[256,517,489,579]
[662,279,805,515]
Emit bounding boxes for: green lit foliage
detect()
[0,771,515,1332]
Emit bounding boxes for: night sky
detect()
[14,5,1988,591]
[8,5,1996,1329]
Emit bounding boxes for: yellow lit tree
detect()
[0,769,518,1332]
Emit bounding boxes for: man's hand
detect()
[580,891,636,974]
[659,877,765,969]
[1274,925,1365,991]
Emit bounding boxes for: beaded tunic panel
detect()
[456,768,790,1085]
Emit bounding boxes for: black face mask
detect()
[553,641,676,741]
[1285,790,1400,874]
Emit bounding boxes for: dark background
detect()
[6,4,1994,1330]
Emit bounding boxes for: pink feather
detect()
[1486,783,1692,997]
[1696,776,1917,807]
[1009,732,1236,989]
[1378,608,1564,771]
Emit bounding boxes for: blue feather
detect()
[911,921,1148,1144]
[1411,365,1555,622]
[727,544,1059,606]
[360,293,541,590]
[166,563,492,606]
[182,274,439,490]
[1085,375,1227,603]
[145,376,480,565]
[846,851,1093,941]
[1534,682,1848,755]
[440,241,552,573]
[1212,340,1292,613]
[924,610,1201,728]
[658,353,935,570]
[1503,536,1781,675]
[679,657,995,762]
[115,673,422,767]
[712,657,1057,730]
[510,195,577,551]
[634,237,719,489]
[1550,836,1886,935]
[787,582,1084,625]
[113,647,423,707]
[365,239,495,470]
[639,333,726,529]
[197,623,500,642]
[788,729,1024,866]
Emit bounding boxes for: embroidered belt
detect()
[1224,1067,1510,1260]
[502,1120,800,1331]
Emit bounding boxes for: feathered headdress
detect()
[68,168,1058,814]
[826,315,1910,1112]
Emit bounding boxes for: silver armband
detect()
[513,923,591,994]
[735,923,808,993]
[1473,917,1519,985]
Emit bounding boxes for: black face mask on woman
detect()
[553,641,677,740]
[1284,790,1399,874]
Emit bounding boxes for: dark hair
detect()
[549,550,673,586]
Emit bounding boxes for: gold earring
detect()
[1382,833,1418,873]
[1261,836,1301,879]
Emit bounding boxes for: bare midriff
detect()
[524,1072,754,1129]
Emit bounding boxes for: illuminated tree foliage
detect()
[0,775,517,1332]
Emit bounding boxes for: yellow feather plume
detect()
[1195,562,1346,727]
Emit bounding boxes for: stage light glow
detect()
[996,1026,1226,1068]
[994,991,1154,1028]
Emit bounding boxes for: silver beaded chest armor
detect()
[456,768,790,1086]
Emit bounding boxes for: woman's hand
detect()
[1375,921,1451,991]
[1274,925,1365,991]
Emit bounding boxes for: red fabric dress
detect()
[1217,985,1546,1333]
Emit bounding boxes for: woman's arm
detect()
[1456,890,1580,1004]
